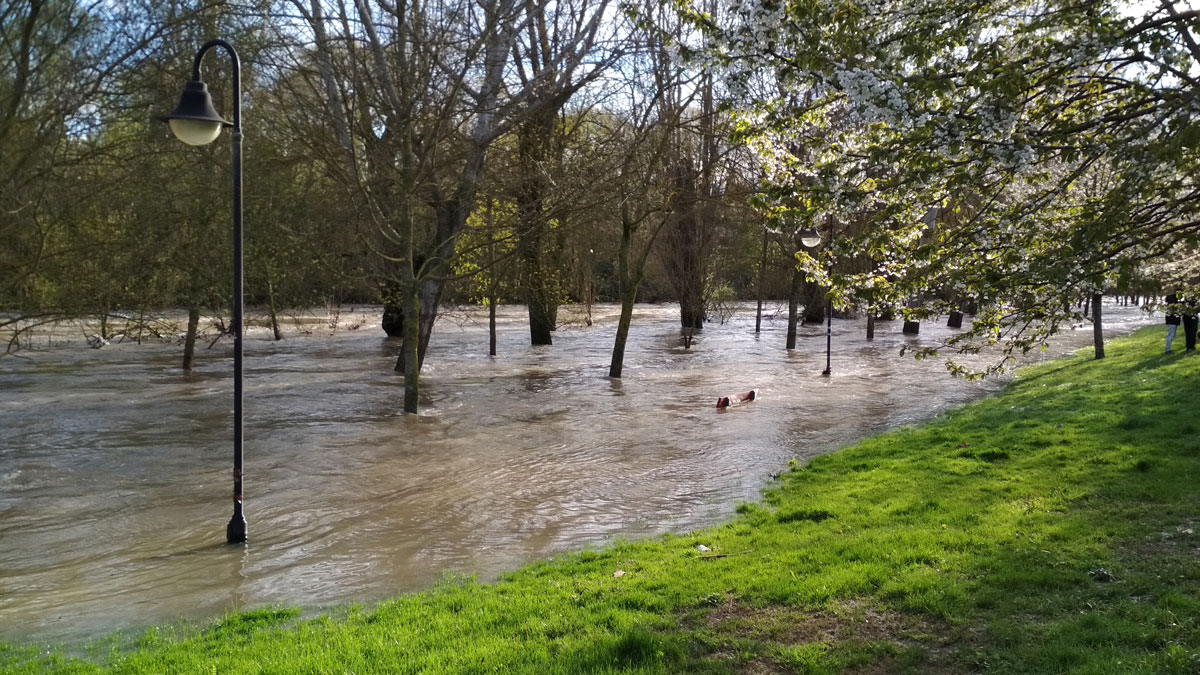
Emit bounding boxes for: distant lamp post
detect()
[160,39,247,544]
[798,227,832,376]
[820,221,833,376]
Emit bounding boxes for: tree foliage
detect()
[685,0,1200,374]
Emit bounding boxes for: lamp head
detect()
[798,227,821,248]
[160,79,230,146]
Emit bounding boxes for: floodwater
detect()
[0,302,1154,644]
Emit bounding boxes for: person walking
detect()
[1166,289,1181,353]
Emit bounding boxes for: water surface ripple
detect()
[0,303,1152,642]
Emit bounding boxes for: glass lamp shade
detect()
[168,118,223,145]
[798,228,822,248]
[160,79,229,146]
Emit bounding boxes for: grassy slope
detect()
[4,327,1199,674]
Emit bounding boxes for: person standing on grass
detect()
[1165,289,1181,353]
[1184,289,1199,352]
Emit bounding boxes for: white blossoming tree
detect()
[683,0,1200,375]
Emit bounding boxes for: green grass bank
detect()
[4,326,1199,674]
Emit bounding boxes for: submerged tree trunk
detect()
[802,278,825,324]
[755,228,767,334]
[526,278,556,345]
[662,155,712,332]
[391,281,423,414]
[516,110,559,346]
[182,305,201,371]
[582,248,594,327]
[489,300,497,357]
[488,247,498,358]
[1092,292,1105,359]
[610,288,637,378]
[667,196,708,330]
[267,277,283,341]
[786,265,803,350]
[610,217,639,378]
[381,305,403,337]
[401,281,449,410]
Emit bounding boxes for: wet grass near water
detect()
[3,326,1199,673]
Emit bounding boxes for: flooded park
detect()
[0,302,1155,644]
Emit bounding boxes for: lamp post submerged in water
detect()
[820,221,832,377]
[797,226,831,376]
[160,39,247,544]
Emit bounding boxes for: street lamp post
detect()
[160,39,247,544]
[796,226,831,375]
[821,220,833,377]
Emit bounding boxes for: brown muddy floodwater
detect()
[0,302,1153,644]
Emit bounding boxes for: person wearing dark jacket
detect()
[1166,290,1181,353]
[1184,290,1199,351]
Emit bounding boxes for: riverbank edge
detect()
[3,325,1198,674]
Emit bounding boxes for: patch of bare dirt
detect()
[699,597,977,674]
[1130,521,1200,559]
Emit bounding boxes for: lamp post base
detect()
[227,513,247,544]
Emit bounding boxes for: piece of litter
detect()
[613,569,625,578]
[697,545,710,553]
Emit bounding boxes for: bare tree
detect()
[652,0,742,333]
[0,0,180,354]
[508,0,615,346]
[605,0,693,377]
[287,0,613,413]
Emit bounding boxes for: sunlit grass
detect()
[4,326,1199,673]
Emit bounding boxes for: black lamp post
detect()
[821,220,833,377]
[797,226,831,375]
[160,39,247,544]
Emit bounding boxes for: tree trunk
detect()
[488,242,498,357]
[382,280,404,337]
[267,277,283,341]
[609,289,636,378]
[1092,292,1105,359]
[583,249,594,327]
[786,264,803,350]
[670,202,707,331]
[416,278,443,370]
[680,301,704,331]
[610,219,638,378]
[755,228,767,333]
[802,279,825,324]
[866,313,875,340]
[489,300,497,357]
[517,109,558,346]
[401,283,422,414]
[663,166,709,331]
[382,304,404,337]
[182,305,200,371]
[527,284,555,345]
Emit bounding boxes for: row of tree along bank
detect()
[2,0,1193,412]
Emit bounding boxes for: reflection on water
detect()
[0,302,1152,643]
